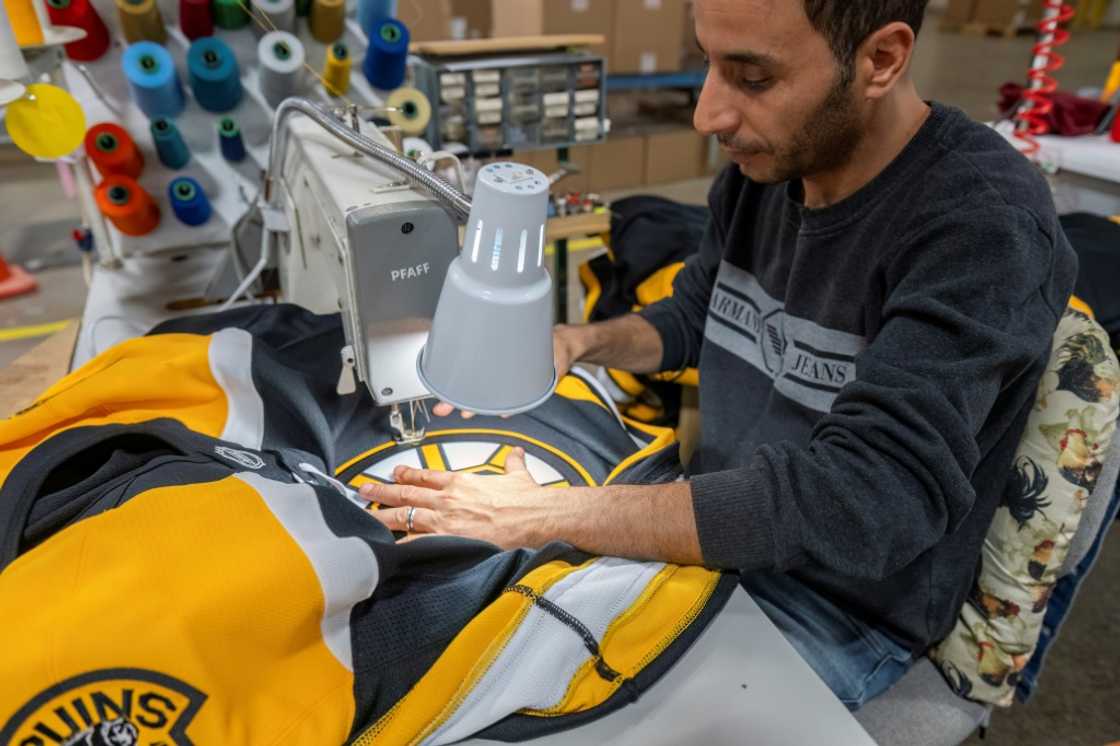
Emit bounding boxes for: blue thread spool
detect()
[187,36,241,113]
[358,0,395,36]
[149,118,189,168]
[121,41,185,119]
[363,18,409,91]
[168,176,211,226]
[218,116,246,162]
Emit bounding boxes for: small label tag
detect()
[215,446,265,470]
[640,52,658,74]
[572,0,589,11]
[644,0,661,9]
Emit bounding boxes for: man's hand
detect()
[360,447,705,565]
[431,326,588,418]
[360,447,555,549]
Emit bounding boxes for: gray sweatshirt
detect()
[640,103,1078,651]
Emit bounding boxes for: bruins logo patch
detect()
[1,668,205,746]
[338,430,596,489]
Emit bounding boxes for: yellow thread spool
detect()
[5,0,44,46]
[386,87,433,136]
[1101,61,1120,103]
[115,0,166,43]
[322,41,351,96]
[309,0,344,43]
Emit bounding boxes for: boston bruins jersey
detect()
[580,196,708,426]
[333,365,683,493]
[0,305,734,745]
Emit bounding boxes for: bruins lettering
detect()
[1,670,205,746]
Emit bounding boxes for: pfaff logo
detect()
[391,263,431,282]
[1,668,206,746]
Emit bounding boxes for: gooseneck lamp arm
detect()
[263,97,472,221]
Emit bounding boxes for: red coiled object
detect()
[45,0,111,62]
[95,175,161,237]
[180,0,213,40]
[1014,0,1076,158]
[85,123,145,179]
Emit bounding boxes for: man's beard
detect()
[721,74,864,185]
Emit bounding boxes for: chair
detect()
[855,308,1120,746]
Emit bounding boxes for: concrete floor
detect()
[1,7,1119,744]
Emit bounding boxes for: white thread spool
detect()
[251,0,295,37]
[402,136,433,160]
[258,30,304,109]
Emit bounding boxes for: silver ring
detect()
[405,506,416,532]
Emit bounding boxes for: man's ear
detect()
[853,21,917,100]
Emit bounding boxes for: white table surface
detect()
[74,246,241,366]
[1035,133,1120,184]
[461,587,876,746]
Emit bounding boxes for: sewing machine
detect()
[262,100,555,443]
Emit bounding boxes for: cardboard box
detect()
[587,135,647,192]
[491,0,613,57]
[972,0,1043,28]
[611,0,687,74]
[644,128,706,184]
[943,0,1044,29]
[942,0,978,26]
[449,0,492,38]
[706,135,730,175]
[516,146,592,194]
[681,0,703,69]
[398,0,454,41]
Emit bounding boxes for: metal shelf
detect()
[605,70,705,92]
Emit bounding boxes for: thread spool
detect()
[179,0,212,39]
[322,41,350,96]
[187,36,241,112]
[309,0,343,43]
[357,0,395,36]
[0,5,30,80]
[218,116,246,162]
[115,0,166,43]
[386,87,431,135]
[95,175,161,236]
[363,18,409,91]
[213,0,249,29]
[5,0,44,46]
[45,0,111,62]
[85,122,144,179]
[251,0,295,36]
[168,176,211,226]
[122,42,184,119]
[150,117,189,168]
[402,136,432,160]
[258,30,304,108]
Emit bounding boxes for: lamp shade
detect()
[418,162,555,415]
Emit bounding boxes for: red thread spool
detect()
[45,0,111,62]
[180,0,213,40]
[95,176,161,236]
[1111,111,1120,144]
[85,123,145,179]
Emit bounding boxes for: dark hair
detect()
[802,1,930,82]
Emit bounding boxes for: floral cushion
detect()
[931,307,1120,706]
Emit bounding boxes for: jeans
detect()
[742,572,914,711]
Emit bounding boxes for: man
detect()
[362,0,1077,709]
